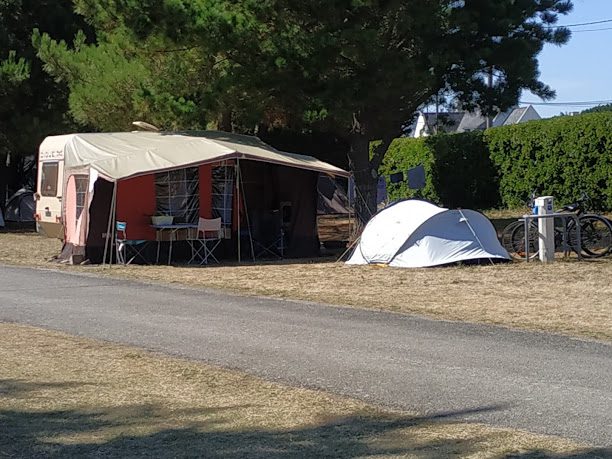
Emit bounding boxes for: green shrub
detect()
[379,131,500,209]
[378,137,439,204]
[485,112,612,210]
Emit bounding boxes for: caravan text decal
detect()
[39,149,64,161]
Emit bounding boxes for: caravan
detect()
[35,135,68,238]
[34,131,348,263]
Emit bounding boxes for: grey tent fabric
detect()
[317,175,352,215]
[5,189,35,222]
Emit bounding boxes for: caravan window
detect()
[155,167,199,223]
[41,162,59,197]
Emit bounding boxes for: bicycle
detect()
[501,193,612,260]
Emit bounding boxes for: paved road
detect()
[1,265,611,446]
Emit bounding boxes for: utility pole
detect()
[485,67,493,129]
[434,92,439,134]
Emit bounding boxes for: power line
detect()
[520,99,612,106]
[545,18,612,28]
[571,26,612,33]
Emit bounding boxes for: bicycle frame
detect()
[521,212,581,262]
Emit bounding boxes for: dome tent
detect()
[4,189,35,223]
[347,199,509,268]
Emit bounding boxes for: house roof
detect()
[422,112,465,134]
[503,107,529,125]
[456,112,487,132]
[39,131,349,181]
[418,105,539,135]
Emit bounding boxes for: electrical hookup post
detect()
[535,196,555,263]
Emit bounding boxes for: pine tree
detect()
[36,0,573,222]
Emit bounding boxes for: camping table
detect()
[151,223,198,265]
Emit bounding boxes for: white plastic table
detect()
[151,223,197,264]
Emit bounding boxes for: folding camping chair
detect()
[115,221,149,265]
[187,217,223,264]
[252,227,285,259]
[250,202,291,259]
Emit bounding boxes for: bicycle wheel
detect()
[500,221,520,256]
[502,220,539,260]
[569,215,612,258]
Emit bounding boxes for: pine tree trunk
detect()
[0,152,8,211]
[349,135,378,225]
[218,110,233,132]
[348,131,395,226]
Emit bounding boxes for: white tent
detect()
[347,200,510,268]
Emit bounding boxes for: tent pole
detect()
[110,182,118,267]
[102,181,117,268]
[457,209,494,265]
[236,160,241,263]
[348,174,355,242]
[238,166,256,262]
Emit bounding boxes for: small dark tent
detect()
[5,189,35,223]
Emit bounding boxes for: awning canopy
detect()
[39,130,349,180]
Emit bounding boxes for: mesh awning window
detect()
[211,165,234,227]
[155,167,199,223]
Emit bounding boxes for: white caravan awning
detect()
[39,130,349,180]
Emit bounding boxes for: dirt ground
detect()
[2,323,600,458]
[1,232,610,341]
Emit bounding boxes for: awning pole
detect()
[239,166,256,262]
[236,159,241,263]
[102,181,117,268]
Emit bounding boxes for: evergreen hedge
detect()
[485,112,612,210]
[379,131,500,209]
[379,112,612,211]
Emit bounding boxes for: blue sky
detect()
[524,0,612,117]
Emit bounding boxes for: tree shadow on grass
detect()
[0,379,98,398]
[1,397,609,458]
[507,451,611,459]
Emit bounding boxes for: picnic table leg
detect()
[156,230,161,264]
[168,234,173,265]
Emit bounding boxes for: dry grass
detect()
[0,231,62,267]
[1,232,611,341]
[483,208,531,220]
[1,322,600,458]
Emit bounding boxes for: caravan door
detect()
[36,145,65,239]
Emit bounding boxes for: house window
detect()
[211,165,234,228]
[155,167,199,223]
[75,175,89,219]
[41,162,59,197]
